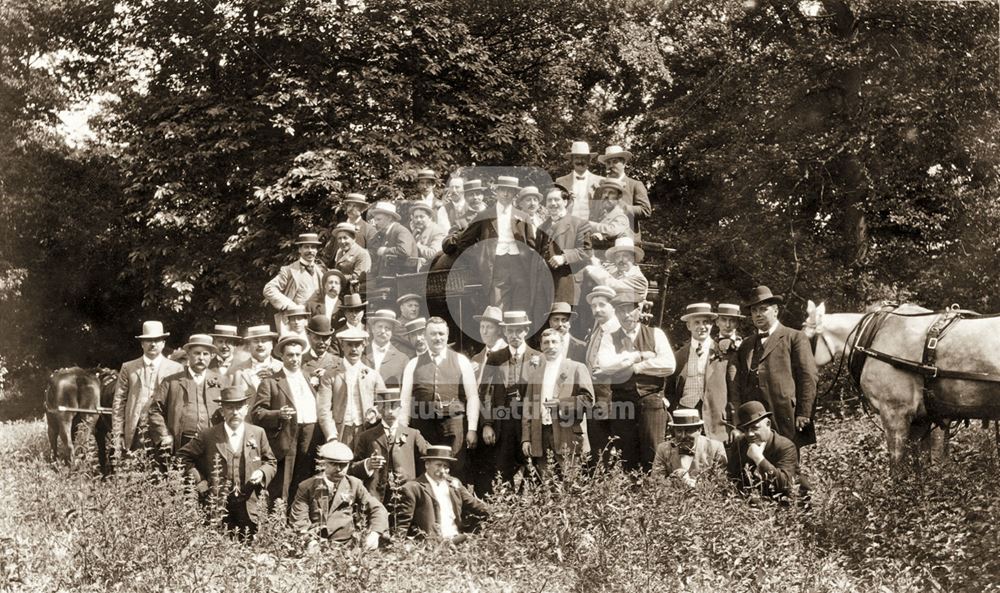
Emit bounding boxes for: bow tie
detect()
[695,343,704,356]
[758,332,770,339]
[303,264,315,274]
[575,175,586,180]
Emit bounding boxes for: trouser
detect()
[528,424,585,482]
[270,422,321,508]
[409,414,467,480]
[470,417,522,497]
[223,494,257,541]
[491,255,529,312]
[607,392,666,472]
[339,424,362,452]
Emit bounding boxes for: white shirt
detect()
[188,367,206,385]
[324,295,339,317]
[495,203,520,255]
[417,191,435,209]
[371,342,390,371]
[689,337,712,375]
[597,324,676,377]
[284,369,318,424]
[225,422,245,452]
[427,475,459,538]
[399,350,481,427]
[539,360,562,425]
[571,171,592,221]
[759,322,779,344]
[343,360,364,426]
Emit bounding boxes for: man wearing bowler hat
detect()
[148,334,226,452]
[264,232,327,334]
[596,145,652,238]
[230,325,282,400]
[112,321,185,452]
[652,408,726,487]
[547,302,587,362]
[556,141,603,223]
[397,445,490,541]
[302,314,339,379]
[177,386,277,536]
[726,401,798,499]
[316,327,386,450]
[363,309,410,388]
[730,286,818,449]
[335,293,367,333]
[327,221,371,294]
[666,303,731,442]
[208,324,245,384]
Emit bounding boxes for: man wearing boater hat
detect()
[230,325,282,400]
[148,334,226,452]
[263,232,327,334]
[469,305,507,379]
[397,445,490,541]
[316,327,386,450]
[666,303,731,442]
[726,401,798,499]
[177,386,277,537]
[327,221,371,294]
[555,140,603,223]
[208,324,245,384]
[367,201,418,284]
[730,286,818,449]
[363,309,410,388]
[596,144,652,238]
[324,192,376,257]
[651,408,726,487]
[113,321,184,452]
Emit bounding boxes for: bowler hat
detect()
[135,320,170,340]
[745,286,784,308]
[736,401,773,430]
[494,176,520,191]
[500,311,532,327]
[284,305,310,319]
[317,441,354,463]
[680,303,718,322]
[716,303,745,318]
[597,145,634,164]
[421,445,457,463]
[474,306,504,325]
[586,285,617,305]
[668,408,704,428]
[321,268,348,288]
[563,140,597,160]
[183,334,217,353]
[605,236,644,262]
[341,294,367,309]
[244,325,278,340]
[294,233,323,246]
[210,324,242,341]
[548,302,577,319]
[275,333,308,353]
[368,201,401,221]
[214,386,250,405]
[343,193,369,209]
[331,222,357,237]
[336,327,369,342]
[306,315,334,337]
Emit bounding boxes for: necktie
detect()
[508,353,521,388]
[587,327,603,367]
[303,264,315,275]
[622,332,635,351]
[576,175,585,181]
[144,363,155,387]
[695,342,703,357]
[751,335,765,371]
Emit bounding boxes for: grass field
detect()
[1,410,998,592]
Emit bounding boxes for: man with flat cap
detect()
[555,141,603,223]
[148,334,226,452]
[264,232,327,333]
[177,386,277,537]
[316,327,386,450]
[289,440,388,547]
[726,401,798,499]
[652,408,726,488]
[730,286,818,449]
[397,445,490,541]
[363,309,410,388]
[666,303,731,442]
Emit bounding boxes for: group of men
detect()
[108,140,819,543]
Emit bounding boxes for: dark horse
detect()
[45,367,117,471]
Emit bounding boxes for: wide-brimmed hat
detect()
[214,386,251,405]
[408,202,435,218]
[343,193,369,209]
[494,176,520,191]
[597,145,634,164]
[331,222,358,238]
[294,233,322,246]
[548,302,578,319]
[341,294,367,309]
[284,305,310,319]
[463,179,486,194]
[336,327,369,342]
[209,324,242,341]
[396,293,421,306]
[317,441,354,463]
[403,318,427,335]
[368,201,401,221]
[474,306,504,325]
[135,320,170,340]
[669,408,704,428]
[375,388,402,404]
[421,445,457,463]
[594,177,625,200]
[736,401,774,430]
[716,303,745,318]
[586,285,617,305]
[244,325,278,340]
[367,309,399,327]
[606,237,645,262]
[276,333,308,353]
[500,311,531,327]
[564,140,597,160]
[745,286,784,308]
[306,315,334,337]
[183,334,217,353]
[416,168,438,181]
[680,303,718,322]
[516,186,542,203]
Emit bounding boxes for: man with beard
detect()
[306,269,347,324]
[666,303,730,442]
[316,327,386,450]
[555,141,602,223]
[409,202,446,268]
[547,302,587,363]
[596,145,652,238]
[328,222,371,295]
[208,324,244,385]
[584,237,649,303]
[537,184,592,306]
[148,334,226,452]
[397,446,490,541]
[230,325,282,400]
[651,409,726,487]
[264,233,326,333]
[726,401,798,499]
[362,310,409,388]
[177,387,277,537]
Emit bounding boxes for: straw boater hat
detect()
[374,387,402,404]
[548,302,578,319]
[214,386,250,405]
[341,294,367,309]
[474,305,504,325]
[244,325,278,340]
[494,176,520,191]
[332,222,357,238]
[396,293,421,306]
[421,444,458,463]
[403,318,427,335]
[594,177,625,200]
[183,334,217,353]
[745,285,784,308]
[209,324,242,342]
[408,202,435,218]
[736,401,773,430]
[294,233,322,246]
[586,285,617,305]
[317,441,354,463]
[368,201,401,221]
[463,179,486,194]
[668,408,704,428]
[680,303,718,322]
[336,327,369,342]
[284,304,310,319]
[367,309,400,327]
[343,193,369,210]
[135,320,169,339]
[416,169,438,181]
[500,311,531,327]
[605,236,645,262]
[306,315,334,337]
[563,140,598,160]
[516,186,542,204]
[716,303,745,318]
[597,145,634,164]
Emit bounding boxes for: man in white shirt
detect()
[597,291,676,471]
[363,309,409,388]
[208,324,244,385]
[666,303,731,442]
[555,141,602,223]
[438,176,466,231]
[316,327,385,450]
[230,325,283,400]
[584,236,649,303]
[397,445,489,541]
[263,233,327,333]
[583,286,619,463]
[413,168,440,210]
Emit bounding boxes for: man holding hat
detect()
[316,327,386,450]
[302,314,339,379]
[208,324,245,384]
[726,401,798,499]
[363,310,410,388]
[596,145,652,238]
[666,303,731,442]
[263,232,327,334]
[397,445,490,541]
[555,141,603,223]
[537,183,593,306]
[547,302,587,363]
[112,321,184,452]
[252,333,323,505]
[289,441,388,547]
[651,409,726,487]
[367,201,418,284]
[177,386,277,536]
[229,325,282,400]
[597,291,676,471]
[584,236,649,303]
[327,221,371,294]
[409,201,446,266]
[148,334,226,452]
[730,286,818,449]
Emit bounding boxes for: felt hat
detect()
[548,302,578,319]
[605,237,645,262]
[367,309,400,327]
[321,268,348,288]
[597,145,634,164]
[494,176,520,191]
[244,325,278,340]
[369,201,401,221]
[716,303,745,318]
[736,401,774,430]
[408,202,435,218]
[586,285,617,305]
[563,140,597,160]
[612,290,641,309]
[209,324,242,341]
[680,303,718,322]
[500,311,532,327]
[343,193,370,209]
[306,315,334,337]
[516,186,542,204]
[745,286,784,308]
[668,408,704,428]
[183,334,217,353]
[416,168,438,181]
[336,327,369,342]
[474,306,504,325]
[463,179,486,193]
[214,386,250,405]
[317,441,354,463]
[331,222,357,238]
[294,233,322,246]
[403,318,427,335]
[546,182,572,199]
[396,293,421,306]
[284,305,310,319]
[421,445,458,463]
[341,294,367,309]
[594,177,625,200]
[135,320,170,340]
[275,333,308,353]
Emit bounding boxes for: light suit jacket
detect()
[112,356,184,450]
[315,360,386,442]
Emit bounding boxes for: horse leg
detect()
[46,413,60,463]
[879,405,912,474]
[59,413,74,465]
[917,423,945,465]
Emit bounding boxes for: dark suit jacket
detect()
[368,221,418,280]
[730,324,818,447]
[520,358,594,457]
[479,346,541,430]
[666,340,732,442]
[289,474,389,541]
[567,335,588,363]
[251,369,317,500]
[147,369,225,451]
[397,475,489,539]
[537,215,593,305]
[363,343,410,388]
[348,424,429,501]
[617,175,652,236]
[726,432,798,498]
[177,422,277,524]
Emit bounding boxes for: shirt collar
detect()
[762,322,779,336]
[489,338,508,352]
[509,343,526,357]
[600,318,621,333]
[298,259,315,268]
[142,355,161,367]
[188,367,204,380]
[225,422,244,439]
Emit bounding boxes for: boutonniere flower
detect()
[247,438,258,450]
[395,432,407,446]
[359,368,369,380]
[309,375,320,388]
[207,377,221,388]
[529,355,541,368]
[559,371,569,383]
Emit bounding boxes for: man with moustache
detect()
[302,315,339,380]
[469,306,506,382]
[715,302,745,413]
[230,325,282,400]
[547,302,587,363]
[316,327,386,450]
[367,201,418,285]
[537,184,593,306]
[208,324,244,385]
[324,193,376,257]
[596,145,652,238]
[335,294,367,333]
[652,409,726,487]
[177,387,277,537]
[584,236,649,303]
[413,168,442,212]
[555,141,603,223]
[362,310,409,388]
[409,202,446,267]
[148,334,226,452]
[328,222,371,295]
[666,303,731,442]
[403,318,429,356]
[726,401,798,499]
[583,286,618,464]
[393,293,423,356]
[516,185,547,230]
[306,269,348,323]
[438,176,467,231]
[397,446,490,541]
[112,321,184,452]
[263,232,327,333]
